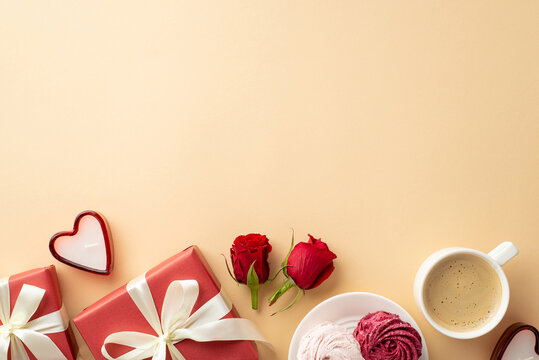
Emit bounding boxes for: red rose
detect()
[268,233,337,314]
[230,233,272,283]
[287,234,337,289]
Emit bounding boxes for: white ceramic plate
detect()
[288,292,429,360]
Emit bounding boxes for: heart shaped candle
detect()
[491,323,539,360]
[49,210,113,275]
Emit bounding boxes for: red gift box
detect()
[0,266,77,360]
[74,246,259,360]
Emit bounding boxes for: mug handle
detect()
[488,242,519,266]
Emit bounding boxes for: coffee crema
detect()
[423,253,502,332]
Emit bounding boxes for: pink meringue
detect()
[298,321,364,360]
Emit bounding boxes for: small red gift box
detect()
[0,266,77,360]
[74,246,259,360]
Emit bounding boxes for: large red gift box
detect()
[74,246,259,360]
[0,266,77,360]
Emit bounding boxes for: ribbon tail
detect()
[10,336,31,360]
[0,336,10,360]
[102,347,152,360]
[151,342,167,360]
[167,343,186,360]
[14,329,67,360]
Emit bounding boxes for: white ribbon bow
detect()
[0,277,69,360]
[102,274,268,360]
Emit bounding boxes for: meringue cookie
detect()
[298,321,364,360]
[354,311,422,360]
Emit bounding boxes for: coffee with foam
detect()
[424,253,502,332]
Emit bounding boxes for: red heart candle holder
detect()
[49,210,113,275]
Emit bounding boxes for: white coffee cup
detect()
[414,242,519,339]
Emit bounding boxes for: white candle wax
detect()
[53,214,107,272]
[503,330,539,360]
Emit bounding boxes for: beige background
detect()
[1,1,538,359]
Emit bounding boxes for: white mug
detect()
[414,242,519,339]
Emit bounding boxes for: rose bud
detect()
[268,233,337,314]
[231,234,272,283]
[225,233,272,309]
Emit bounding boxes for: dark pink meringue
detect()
[353,311,422,360]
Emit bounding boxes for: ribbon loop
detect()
[0,278,11,327]
[102,275,268,360]
[160,280,198,333]
[11,285,46,327]
[126,275,163,337]
[25,306,69,334]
